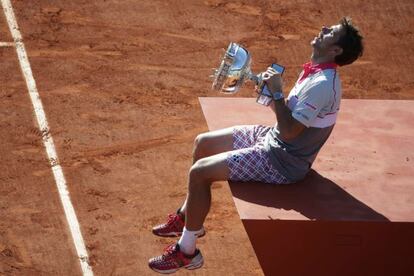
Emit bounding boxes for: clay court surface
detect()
[0,0,413,275]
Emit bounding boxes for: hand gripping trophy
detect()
[211,42,285,106]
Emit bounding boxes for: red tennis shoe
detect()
[152,213,185,237]
[152,212,205,237]
[148,243,204,274]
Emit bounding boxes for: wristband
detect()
[272,91,284,101]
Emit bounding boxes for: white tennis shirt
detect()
[265,62,341,182]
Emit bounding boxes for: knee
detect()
[193,133,209,161]
[189,159,211,185]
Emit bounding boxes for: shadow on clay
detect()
[230,169,390,222]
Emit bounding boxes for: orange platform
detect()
[199,97,414,276]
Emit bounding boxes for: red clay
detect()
[1,0,414,275]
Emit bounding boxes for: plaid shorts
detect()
[226,125,289,184]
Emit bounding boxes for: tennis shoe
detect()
[152,212,205,237]
[148,243,203,274]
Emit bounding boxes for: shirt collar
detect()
[299,61,337,83]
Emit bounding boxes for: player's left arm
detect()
[263,67,305,141]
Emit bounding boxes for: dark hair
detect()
[335,17,364,66]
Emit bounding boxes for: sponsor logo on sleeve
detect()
[304,101,317,110]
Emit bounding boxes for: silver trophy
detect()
[211,42,275,105]
[212,42,258,93]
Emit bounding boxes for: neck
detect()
[311,50,335,65]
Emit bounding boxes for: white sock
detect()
[178,227,200,255]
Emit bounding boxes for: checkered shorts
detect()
[226,125,289,184]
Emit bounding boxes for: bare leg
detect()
[179,128,234,216]
[192,127,234,163]
[185,152,230,231]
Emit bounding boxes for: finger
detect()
[262,72,271,80]
[263,72,279,81]
[268,68,278,74]
[266,68,278,75]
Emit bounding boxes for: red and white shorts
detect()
[226,125,289,184]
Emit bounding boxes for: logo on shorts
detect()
[232,155,242,163]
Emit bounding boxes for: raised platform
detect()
[199,97,414,276]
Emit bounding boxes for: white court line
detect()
[1,1,93,275]
[0,41,14,46]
